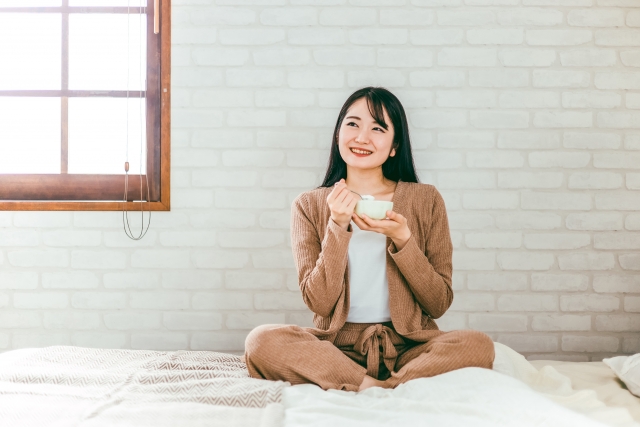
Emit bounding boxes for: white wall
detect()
[1,0,639,361]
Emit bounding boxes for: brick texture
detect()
[1,2,639,361]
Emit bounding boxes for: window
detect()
[0,0,170,211]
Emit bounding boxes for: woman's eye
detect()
[346,122,357,127]
[373,127,384,132]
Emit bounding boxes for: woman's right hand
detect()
[327,179,358,230]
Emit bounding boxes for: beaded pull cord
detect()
[122,0,150,241]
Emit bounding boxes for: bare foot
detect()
[358,375,387,392]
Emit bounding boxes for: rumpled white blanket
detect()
[493,342,639,427]
[281,342,640,427]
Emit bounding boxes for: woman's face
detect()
[337,98,396,171]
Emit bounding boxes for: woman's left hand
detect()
[352,210,412,250]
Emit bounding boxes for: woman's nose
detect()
[355,129,369,143]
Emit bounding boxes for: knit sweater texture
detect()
[290,180,454,343]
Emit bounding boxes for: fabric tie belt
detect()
[353,323,404,379]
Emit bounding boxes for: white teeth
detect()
[351,148,372,155]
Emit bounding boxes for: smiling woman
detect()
[244,87,496,393]
[322,87,419,190]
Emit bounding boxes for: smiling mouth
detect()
[350,148,373,155]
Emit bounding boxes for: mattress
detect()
[0,344,638,427]
[531,360,640,424]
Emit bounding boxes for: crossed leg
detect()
[245,324,494,391]
[384,329,495,388]
[244,324,367,392]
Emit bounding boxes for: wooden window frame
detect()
[0,0,170,211]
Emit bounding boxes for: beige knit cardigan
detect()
[290,180,454,343]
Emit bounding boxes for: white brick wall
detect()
[0,1,639,360]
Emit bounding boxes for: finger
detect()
[386,210,400,220]
[328,181,347,200]
[329,186,347,205]
[338,197,356,214]
[346,192,357,206]
[346,197,358,212]
[385,210,403,222]
[387,210,405,221]
[360,214,380,228]
[352,213,369,230]
[331,179,346,189]
[355,214,390,233]
[327,187,340,203]
[335,188,351,204]
[361,215,394,232]
[356,219,382,234]
[343,191,358,207]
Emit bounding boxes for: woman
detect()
[245,87,495,392]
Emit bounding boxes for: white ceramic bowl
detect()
[355,200,394,220]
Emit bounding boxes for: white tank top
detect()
[346,221,392,323]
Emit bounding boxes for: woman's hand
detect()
[327,179,358,230]
[352,210,412,250]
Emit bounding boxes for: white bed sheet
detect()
[281,342,640,427]
[283,367,610,427]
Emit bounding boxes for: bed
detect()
[530,359,640,425]
[0,344,638,427]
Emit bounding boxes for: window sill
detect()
[0,201,170,211]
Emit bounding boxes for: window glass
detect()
[0,14,61,90]
[69,14,146,91]
[69,0,146,6]
[0,97,61,174]
[68,97,146,175]
[0,1,62,5]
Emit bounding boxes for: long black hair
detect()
[319,87,420,187]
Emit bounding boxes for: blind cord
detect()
[123,0,150,240]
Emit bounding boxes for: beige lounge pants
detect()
[245,322,495,392]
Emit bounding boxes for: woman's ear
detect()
[390,147,396,157]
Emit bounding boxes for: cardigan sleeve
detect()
[290,192,352,318]
[387,188,453,319]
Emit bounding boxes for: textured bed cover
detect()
[0,346,286,427]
